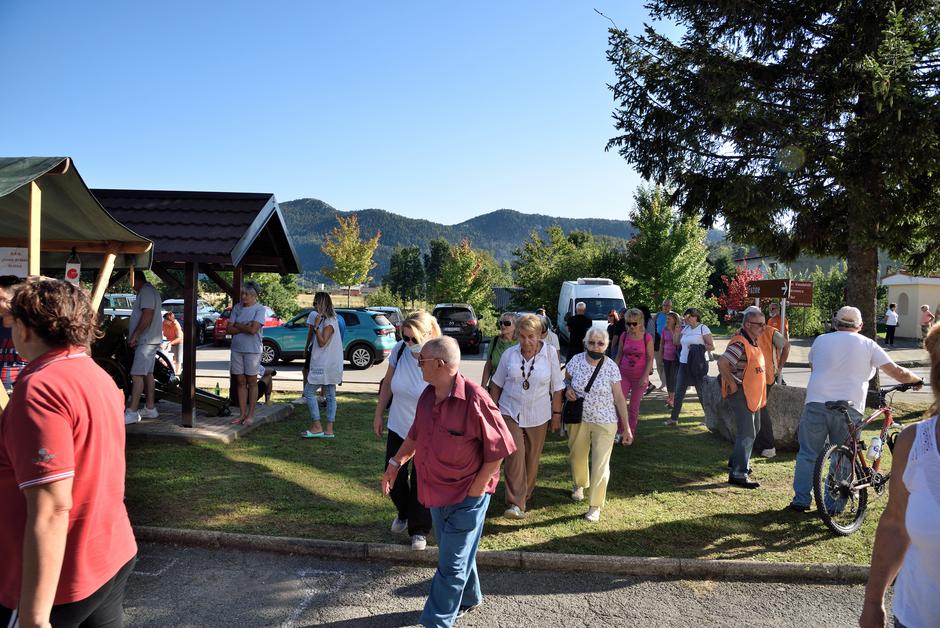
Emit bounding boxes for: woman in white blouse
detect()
[373,310,440,551]
[665,307,715,426]
[565,327,633,522]
[491,314,565,520]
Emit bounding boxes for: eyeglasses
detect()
[416,356,443,366]
[586,340,606,347]
[499,320,514,326]
[402,334,417,343]
[747,321,766,327]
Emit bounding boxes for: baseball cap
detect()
[834,306,862,328]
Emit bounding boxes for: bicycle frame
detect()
[839,390,903,489]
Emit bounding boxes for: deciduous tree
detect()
[321,214,381,306]
[385,245,425,307]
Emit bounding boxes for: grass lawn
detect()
[125,393,929,565]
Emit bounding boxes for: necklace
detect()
[520,353,536,390]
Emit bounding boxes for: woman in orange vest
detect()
[717,306,767,489]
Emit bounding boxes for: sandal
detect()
[302,430,325,439]
[230,417,244,425]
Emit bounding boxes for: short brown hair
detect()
[9,278,102,347]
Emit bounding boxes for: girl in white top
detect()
[303,292,343,438]
[373,310,440,549]
[491,314,565,519]
[862,327,940,628]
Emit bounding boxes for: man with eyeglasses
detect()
[382,336,515,627]
[717,306,768,489]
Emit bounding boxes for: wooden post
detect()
[181,262,198,427]
[90,253,117,311]
[232,266,243,306]
[28,181,41,275]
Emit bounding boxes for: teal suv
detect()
[260,308,397,369]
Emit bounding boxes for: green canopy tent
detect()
[0,156,153,409]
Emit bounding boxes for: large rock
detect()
[700,376,806,451]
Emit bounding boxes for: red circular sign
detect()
[67,268,79,279]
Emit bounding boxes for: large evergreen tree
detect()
[607,2,940,338]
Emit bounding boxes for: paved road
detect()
[125,542,885,627]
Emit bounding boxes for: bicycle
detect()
[812,382,921,536]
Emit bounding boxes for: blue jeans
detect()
[420,493,490,628]
[727,389,758,481]
[304,383,336,422]
[670,362,704,422]
[791,402,862,507]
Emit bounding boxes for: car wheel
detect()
[261,340,280,366]
[347,343,375,369]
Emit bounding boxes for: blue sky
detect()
[0,2,662,224]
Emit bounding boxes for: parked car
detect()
[212,305,282,345]
[366,306,404,340]
[433,303,483,354]
[101,293,136,320]
[162,299,221,344]
[260,308,396,369]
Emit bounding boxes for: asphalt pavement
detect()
[126,542,886,627]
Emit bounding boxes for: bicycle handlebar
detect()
[881,381,924,396]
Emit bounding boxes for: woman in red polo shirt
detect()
[0,278,137,628]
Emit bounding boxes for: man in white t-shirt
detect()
[789,306,921,512]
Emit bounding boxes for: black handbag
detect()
[562,358,605,424]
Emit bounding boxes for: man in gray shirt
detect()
[125,270,164,424]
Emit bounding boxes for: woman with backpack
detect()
[665,307,715,426]
[373,310,440,551]
[481,312,518,390]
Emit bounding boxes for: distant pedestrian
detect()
[162,311,183,374]
[481,312,517,390]
[538,315,561,359]
[124,270,163,424]
[565,328,633,522]
[490,314,564,519]
[565,302,592,361]
[614,308,653,437]
[303,292,342,438]
[0,278,137,628]
[382,336,515,628]
[665,308,715,426]
[882,303,898,347]
[228,281,268,426]
[767,302,789,338]
[661,311,681,408]
[920,304,934,342]
[374,310,440,551]
[606,310,620,358]
[654,299,673,390]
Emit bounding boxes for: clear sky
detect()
[0,1,662,224]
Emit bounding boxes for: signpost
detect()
[746,278,814,384]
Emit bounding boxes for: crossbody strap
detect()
[584,358,605,393]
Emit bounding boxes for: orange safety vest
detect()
[721,333,767,412]
[756,327,779,385]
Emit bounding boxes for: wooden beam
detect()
[232,266,243,304]
[149,262,184,297]
[0,239,151,255]
[28,181,41,275]
[90,252,117,311]
[181,262,198,428]
[202,268,233,296]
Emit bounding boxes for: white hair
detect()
[575,301,586,312]
[741,306,763,324]
[423,336,461,365]
[584,326,608,348]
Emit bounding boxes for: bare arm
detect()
[313,317,335,347]
[232,320,262,335]
[644,335,654,379]
[489,383,502,406]
[880,362,921,385]
[717,354,737,394]
[778,339,791,373]
[20,478,73,628]
[382,436,417,494]
[860,427,914,628]
[550,390,562,431]
[610,382,633,445]
[481,357,493,387]
[703,333,715,352]
[373,363,396,437]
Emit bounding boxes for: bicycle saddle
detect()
[825,400,853,411]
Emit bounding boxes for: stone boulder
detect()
[700,376,806,451]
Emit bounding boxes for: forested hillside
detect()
[281,197,725,281]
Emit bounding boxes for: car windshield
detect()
[577,298,626,321]
[371,314,391,327]
[435,308,472,322]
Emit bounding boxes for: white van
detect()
[557,278,626,342]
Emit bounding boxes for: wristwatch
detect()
[387,457,401,469]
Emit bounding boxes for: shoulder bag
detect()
[562,358,605,424]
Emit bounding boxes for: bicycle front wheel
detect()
[813,444,869,536]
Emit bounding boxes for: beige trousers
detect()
[503,416,548,511]
[567,421,618,508]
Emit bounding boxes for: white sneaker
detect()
[571,486,584,502]
[503,505,527,520]
[390,517,408,534]
[761,448,777,458]
[411,534,427,551]
[139,406,159,419]
[124,409,141,425]
[290,395,307,405]
[584,507,601,522]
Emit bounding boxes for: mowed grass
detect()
[124,393,930,565]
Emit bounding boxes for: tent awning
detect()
[0,157,153,270]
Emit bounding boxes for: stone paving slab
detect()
[125,399,294,444]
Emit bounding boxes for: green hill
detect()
[280,198,724,281]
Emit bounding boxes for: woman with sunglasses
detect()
[665,307,715,426]
[490,314,565,519]
[613,308,654,438]
[373,310,440,551]
[481,312,518,390]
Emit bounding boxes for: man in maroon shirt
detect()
[382,336,515,628]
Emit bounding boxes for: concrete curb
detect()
[133,525,870,584]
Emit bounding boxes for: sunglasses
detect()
[402,334,417,343]
[625,321,639,327]
[499,320,514,326]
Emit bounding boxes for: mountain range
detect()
[280,198,724,281]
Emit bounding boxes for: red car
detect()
[212,306,282,345]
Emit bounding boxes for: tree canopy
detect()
[320,214,381,305]
[606,2,940,335]
[384,245,425,306]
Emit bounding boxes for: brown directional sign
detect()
[788,281,813,307]
[747,279,789,299]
